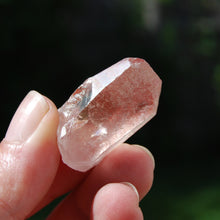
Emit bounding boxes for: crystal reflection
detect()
[91,125,108,138]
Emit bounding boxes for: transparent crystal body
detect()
[57,58,162,171]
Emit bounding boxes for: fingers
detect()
[29,161,88,216]
[0,91,60,219]
[75,143,155,214]
[0,90,155,220]
[92,183,143,220]
[48,143,154,219]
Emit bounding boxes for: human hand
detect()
[0,91,155,220]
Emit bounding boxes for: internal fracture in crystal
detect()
[57,58,162,172]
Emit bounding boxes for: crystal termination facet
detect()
[57,58,162,172]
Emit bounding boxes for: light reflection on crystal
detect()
[60,127,67,138]
[91,125,107,138]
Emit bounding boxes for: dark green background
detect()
[1,0,220,219]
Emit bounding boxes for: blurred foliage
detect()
[142,182,220,220]
[0,0,220,219]
[213,64,220,106]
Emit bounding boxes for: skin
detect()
[0,91,155,220]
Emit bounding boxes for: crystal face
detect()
[57,58,162,172]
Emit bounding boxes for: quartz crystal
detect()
[57,58,162,172]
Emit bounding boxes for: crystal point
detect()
[57,58,162,172]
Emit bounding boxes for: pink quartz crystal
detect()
[57,58,162,172]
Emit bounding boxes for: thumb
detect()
[0,91,60,219]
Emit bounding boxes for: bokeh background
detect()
[1,0,220,219]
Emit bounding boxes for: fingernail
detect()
[121,182,139,201]
[5,91,49,143]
